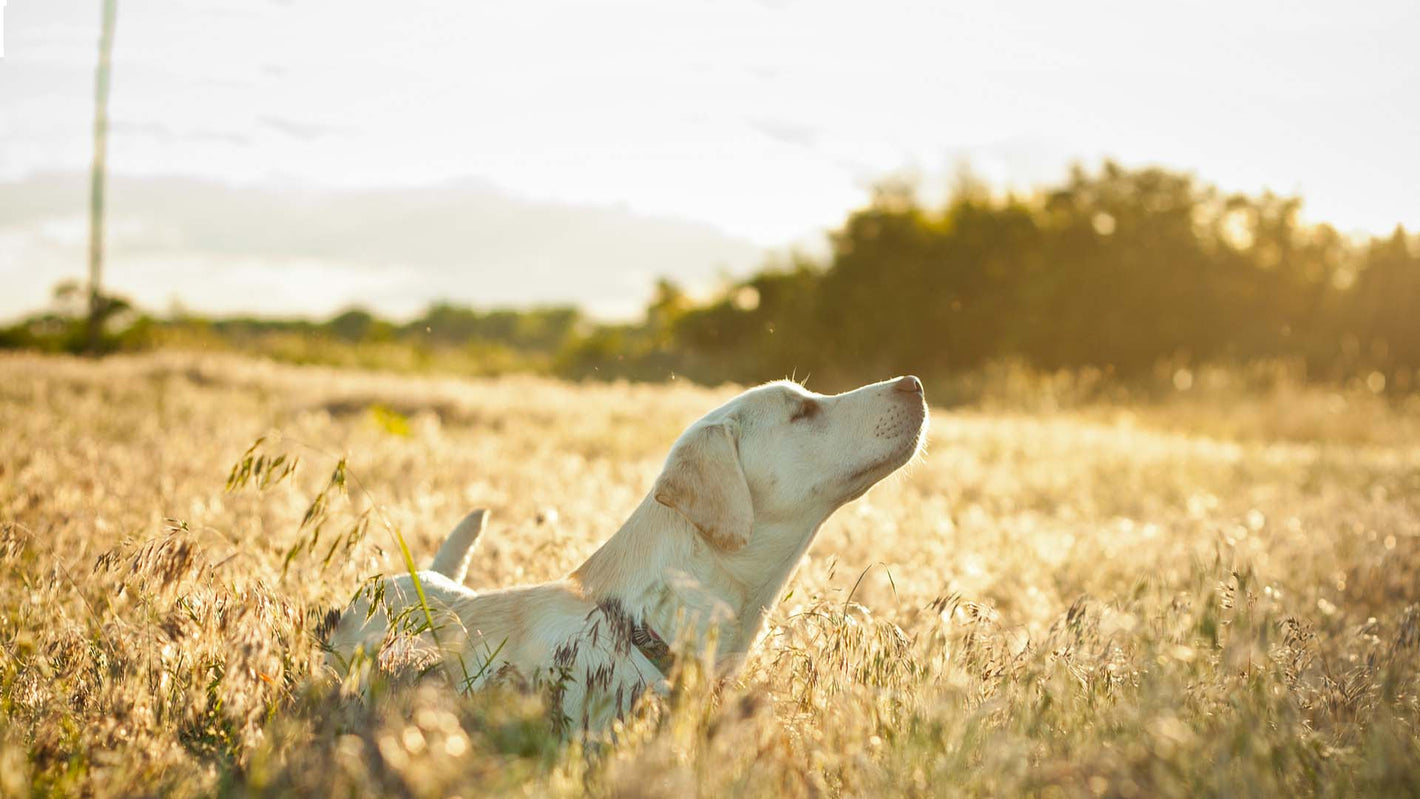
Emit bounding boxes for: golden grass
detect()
[1,352,1417,797]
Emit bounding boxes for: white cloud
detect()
[0,0,1415,316]
[0,173,763,321]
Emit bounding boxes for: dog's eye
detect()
[789,400,820,422]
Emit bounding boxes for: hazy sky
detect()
[1,0,1417,320]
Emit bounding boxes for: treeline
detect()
[0,290,586,375]
[4,162,1417,393]
[638,162,1418,392]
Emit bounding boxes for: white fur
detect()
[326,375,928,733]
[427,509,486,583]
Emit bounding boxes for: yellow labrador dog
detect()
[326,376,928,733]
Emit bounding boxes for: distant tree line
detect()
[566,162,1419,393]
[4,162,1416,393]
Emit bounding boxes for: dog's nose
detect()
[894,375,923,394]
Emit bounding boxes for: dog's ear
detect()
[653,422,753,552]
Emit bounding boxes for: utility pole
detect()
[87,0,118,354]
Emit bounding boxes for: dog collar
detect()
[630,621,675,675]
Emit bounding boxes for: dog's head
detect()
[653,376,928,551]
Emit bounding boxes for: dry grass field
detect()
[2,352,1418,797]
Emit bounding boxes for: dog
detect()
[325,375,928,733]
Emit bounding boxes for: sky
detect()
[1,0,1417,321]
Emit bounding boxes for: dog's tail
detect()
[428,508,488,584]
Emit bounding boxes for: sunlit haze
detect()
[1,0,1416,320]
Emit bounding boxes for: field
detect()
[1,352,1418,797]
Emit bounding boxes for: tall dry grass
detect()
[1,352,1417,796]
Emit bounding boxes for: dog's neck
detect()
[571,494,826,665]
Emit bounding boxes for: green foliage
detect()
[3,162,1417,394]
[411,303,581,352]
[0,281,151,355]
[647,163,1419,391]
